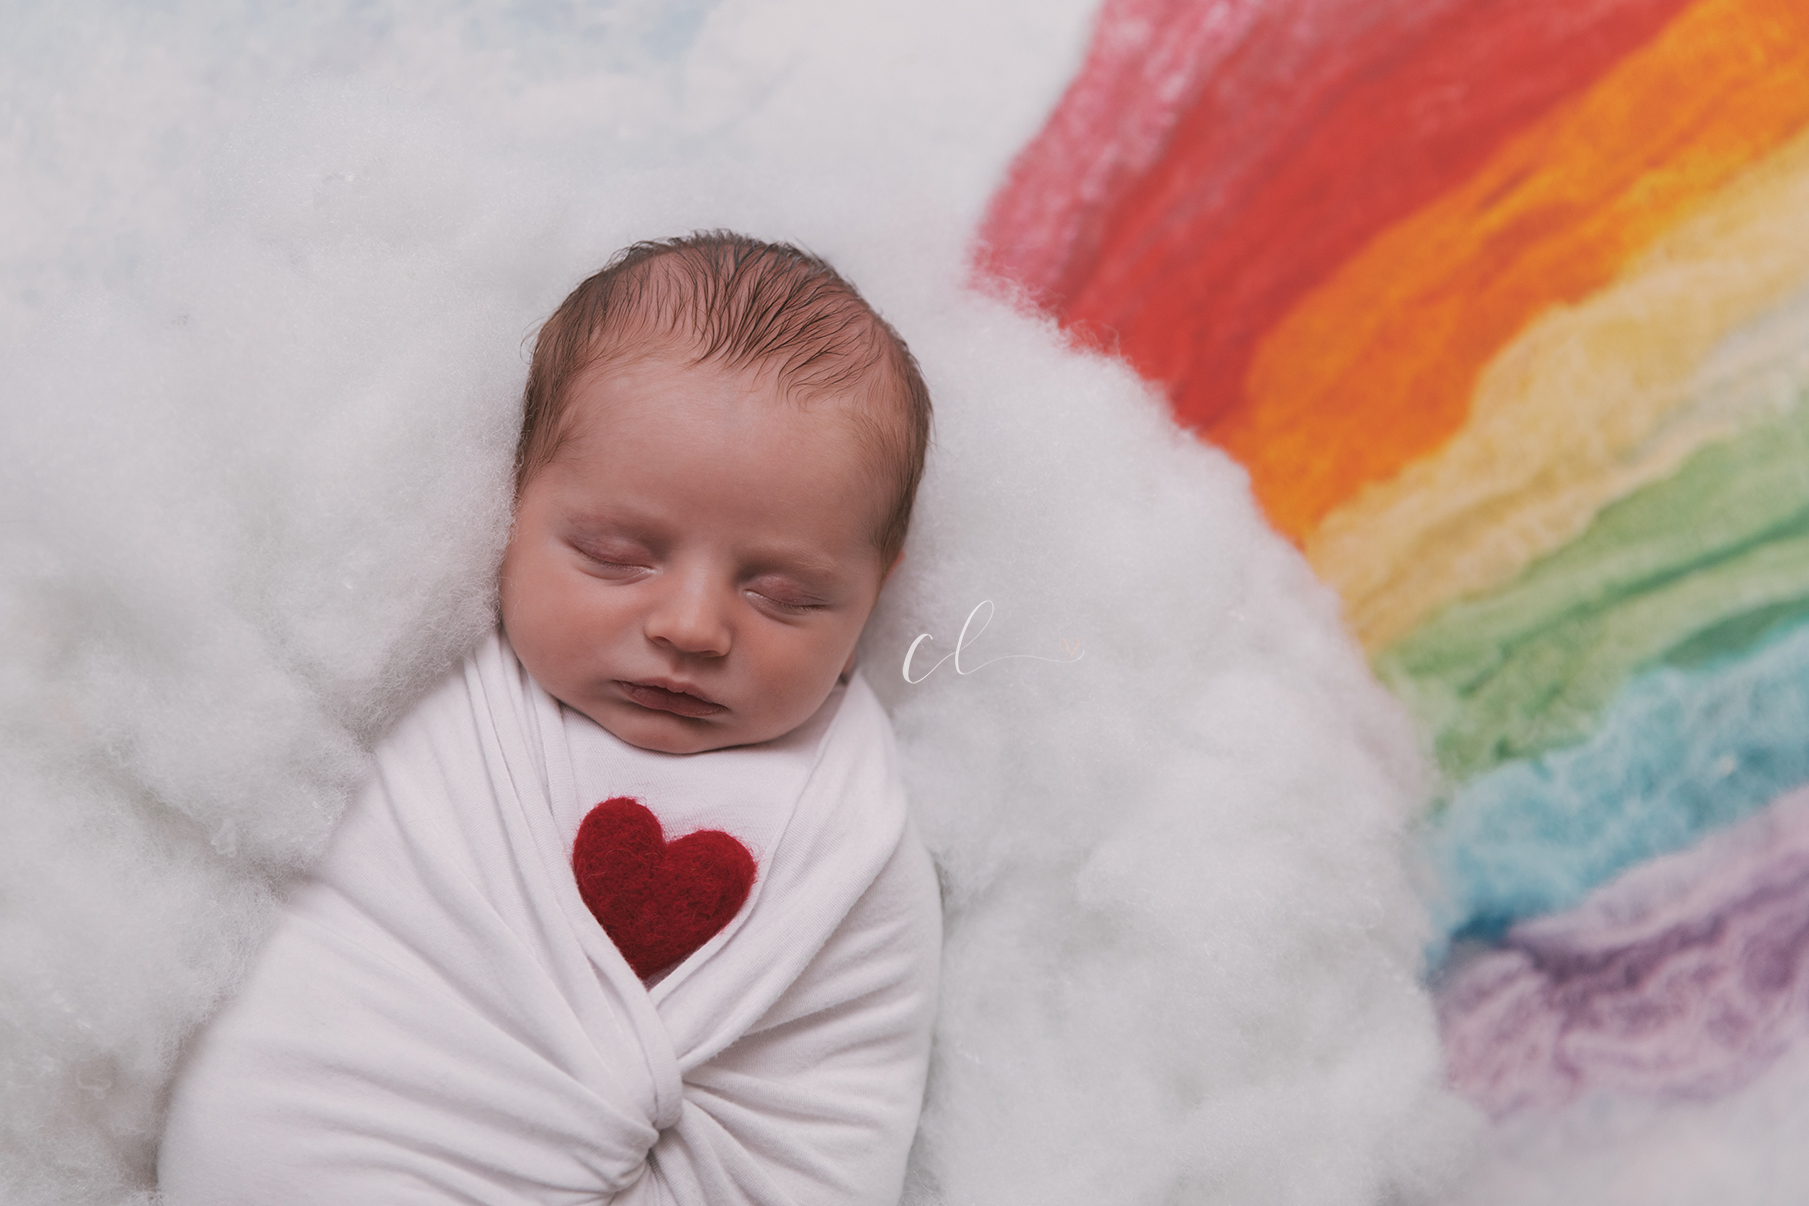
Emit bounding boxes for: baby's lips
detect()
[617,679,726,718]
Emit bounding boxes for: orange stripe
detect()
[1218,0,1809,543]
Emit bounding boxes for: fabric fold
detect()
[159,631,939,1206]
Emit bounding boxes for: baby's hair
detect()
[515,231,932,565]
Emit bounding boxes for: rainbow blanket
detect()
[979,0,1809,1148]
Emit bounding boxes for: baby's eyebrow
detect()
[561,509,660,541]
[746,549,847,584]
[564,525,653,553]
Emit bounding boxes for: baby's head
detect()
[501,232,931,754]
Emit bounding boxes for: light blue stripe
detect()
[1422,617,1809,950]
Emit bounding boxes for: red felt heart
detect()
[572,796,757,979]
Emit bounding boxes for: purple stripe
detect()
[1439,786,1809,1115]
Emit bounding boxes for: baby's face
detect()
[500,353,893,754]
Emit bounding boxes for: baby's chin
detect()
[577,697,782,755]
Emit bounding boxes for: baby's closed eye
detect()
[571,538,654,577]
[745,575,829,613]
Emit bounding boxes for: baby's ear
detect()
[881,550,904,585]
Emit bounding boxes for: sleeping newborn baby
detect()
[158,233,942,1205]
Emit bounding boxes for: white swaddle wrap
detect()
[158,632,940,1205]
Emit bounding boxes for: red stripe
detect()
[977,0,1697,438]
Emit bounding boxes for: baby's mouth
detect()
[617,680,726,719]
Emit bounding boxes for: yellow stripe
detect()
[1309,121,1809,651]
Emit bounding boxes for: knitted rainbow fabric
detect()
[978,0,1809,1120]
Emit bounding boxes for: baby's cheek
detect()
[500,573,573,685]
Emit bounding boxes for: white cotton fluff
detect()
[1447,1037,1809,1206]
[0,2,1473,1203]
[861,289,1476,1204]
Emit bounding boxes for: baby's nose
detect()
[644,581,732,657]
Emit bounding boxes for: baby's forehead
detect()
[541,358,895,572]
[560,354,894,489]
[579,343,892,435]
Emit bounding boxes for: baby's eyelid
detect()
[574,548,654,578]
[746,584,824,612]
[571,538,651,564]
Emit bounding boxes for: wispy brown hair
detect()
[515,231,932,564]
